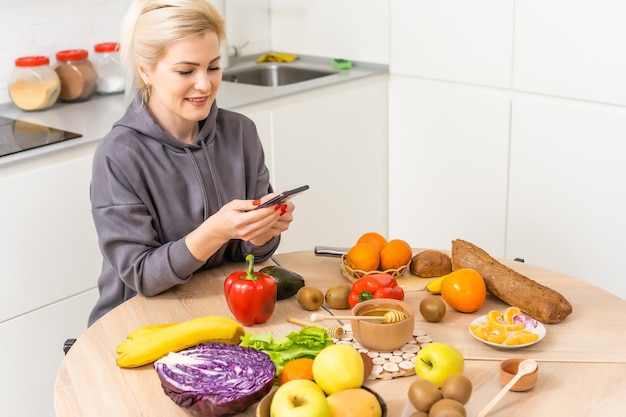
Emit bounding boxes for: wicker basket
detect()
[340,254,410,283]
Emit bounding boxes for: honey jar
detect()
[8,56,61,111]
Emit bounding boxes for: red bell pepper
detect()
[348,273,405,308]
[224,254,277,326]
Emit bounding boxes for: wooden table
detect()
[55,250,626,416]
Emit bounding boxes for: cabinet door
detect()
[0,289,98,417]
[0,145,101,321]
[271,78,388,253]
[507,96,626,300]
[388,76,510,254]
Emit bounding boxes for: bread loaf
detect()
[410,250,453,277]
[451,239,572,323]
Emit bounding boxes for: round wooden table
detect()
[55,250,626,416]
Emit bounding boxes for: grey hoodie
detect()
[88,95,279,325]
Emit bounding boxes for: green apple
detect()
[270,379,330,417]
[312,344,364,395]
[414,342,465,387]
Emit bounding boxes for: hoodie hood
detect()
[114,94,219,151]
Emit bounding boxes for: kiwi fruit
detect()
[428,399,467,417]
[407,412,428,417]
[296,286,325,311]
[441,374,473,405]
[407,379,442,412]
[419,295,447,322]
[324,284,352,309]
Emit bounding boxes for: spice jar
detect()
[93,42,124,94]
[54,49,97,102]
[8,56,61,111]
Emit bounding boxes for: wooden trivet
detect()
[333,324,433,380]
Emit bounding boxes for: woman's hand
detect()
[249,198,294,246]
[184,197,295,261]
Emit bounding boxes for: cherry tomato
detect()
[441,268,486,313]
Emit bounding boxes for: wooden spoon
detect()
[286,317,345,338]
[477,359,538,417]
[310,309,407,324]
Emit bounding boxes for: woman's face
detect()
[139,31,222,135]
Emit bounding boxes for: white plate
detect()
[469,314,546,349]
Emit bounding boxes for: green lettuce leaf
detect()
[240,326,334,376]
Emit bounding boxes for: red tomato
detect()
[441,268,487,313]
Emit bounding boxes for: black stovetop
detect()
[0,115,82,158]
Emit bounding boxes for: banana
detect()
[116,323,177,354]
[116,315,246,368]
[426,275,446,294]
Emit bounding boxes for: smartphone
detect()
[255,185,309,209]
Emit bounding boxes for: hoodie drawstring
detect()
[200,140,223,208]
[184,148,210,219]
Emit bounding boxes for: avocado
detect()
[260,265,306,300]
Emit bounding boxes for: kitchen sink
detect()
[222,64,338,87]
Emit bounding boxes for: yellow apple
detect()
[414,342,464,387]
[312,344,364,395]
[270,379,330,417]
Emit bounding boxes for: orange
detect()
[356,232,388,253]
[379,239,412,270]
[277,357,315,386]
[440,268,487,313]
[346,243,380,272]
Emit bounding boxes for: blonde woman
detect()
[88,0,294,325]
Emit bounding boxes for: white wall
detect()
[269,0,389,64]
[0,0,271,105]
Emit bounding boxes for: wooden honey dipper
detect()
[310,308,408,324]
[286,317,345,339]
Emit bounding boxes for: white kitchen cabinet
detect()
[0,289,98,417]
[0,142,101,322]
[390,0,514,89]
[233,75,389,253]
[387,76,510,255]
[514,1,626,106]
[507,95,626,300]
[0,143,101,417]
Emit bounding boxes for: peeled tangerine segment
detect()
[470,323,488,341]
[487,310,503,324]
[486,322,508,344]
[503,322,526,332]
[503,329,539,346]
[503,306,522,324]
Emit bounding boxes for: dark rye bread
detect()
[451,239,573,324]
[410,249,453,277]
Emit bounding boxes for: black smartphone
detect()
[255,185,310,209]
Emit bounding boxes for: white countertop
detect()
[0,55,387,168]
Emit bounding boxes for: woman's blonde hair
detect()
[120,0,225,104]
